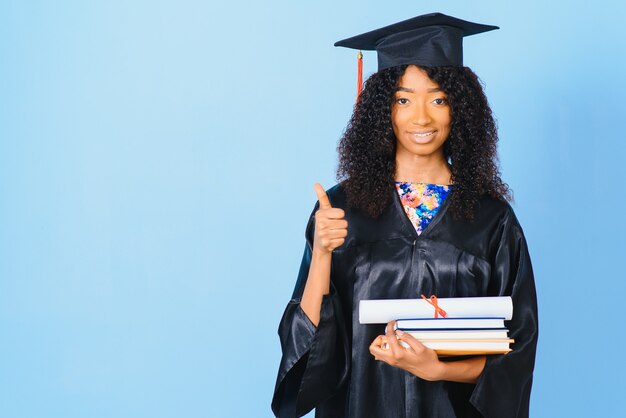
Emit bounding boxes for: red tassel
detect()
[356,50,363,102]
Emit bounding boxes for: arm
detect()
[438,355,486,384]
[300,183,347,326]
[271,184,350,418]
[299,250,332,326]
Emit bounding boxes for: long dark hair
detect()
[336,65,511,220]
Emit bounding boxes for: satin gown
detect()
[271,183,538,418]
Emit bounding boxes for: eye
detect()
[395,97,410,105]
[432,97,448,106]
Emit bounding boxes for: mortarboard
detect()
[334,12,499,98]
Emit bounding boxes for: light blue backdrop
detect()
[1,1,624,417]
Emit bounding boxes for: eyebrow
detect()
[396,86,444,93]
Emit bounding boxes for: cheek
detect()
[439,112,452,134]
[391,108,410,129]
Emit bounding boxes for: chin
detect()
[407,144,446,158]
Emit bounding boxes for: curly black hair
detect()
[336,65,511,220]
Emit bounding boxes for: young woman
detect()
[272,13,538,418]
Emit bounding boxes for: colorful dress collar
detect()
[394,181,452,235]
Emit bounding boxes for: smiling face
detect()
[391,65,451,161]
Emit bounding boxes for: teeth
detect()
[414,132,434,137]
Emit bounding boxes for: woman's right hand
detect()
[313,183,348,254]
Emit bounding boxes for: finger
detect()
[369,336,391,360]
[317,208,345,220]
[323,229,348,240]
[369,335,389,350]
[385,320,403,355]
[396,330,426,352]
[369,335,384,350]
[324,219,348,230]
[370,345,388,360]
[314,183,332,209]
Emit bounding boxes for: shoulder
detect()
[473,193,520,229]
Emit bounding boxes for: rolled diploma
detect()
[359,296,513,324]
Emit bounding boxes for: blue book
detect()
[395,317,505,330]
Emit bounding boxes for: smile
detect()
[409,131,436,137]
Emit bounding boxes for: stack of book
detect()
[360,296,514,356]
[393,316,513,356]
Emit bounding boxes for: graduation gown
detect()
[271,183,538,418]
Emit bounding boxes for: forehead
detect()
[397,65,441,91]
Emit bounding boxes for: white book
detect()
[384,338,514,355]
[421,339,513,350]
[403,329,509,340]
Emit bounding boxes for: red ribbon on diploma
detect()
[420,294,448,318]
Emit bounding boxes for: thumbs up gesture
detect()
[313,183,349,253]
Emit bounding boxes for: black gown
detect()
[271,183,538,418]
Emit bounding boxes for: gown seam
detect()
[336,235,493,266]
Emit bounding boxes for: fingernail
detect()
[396,330,405,336]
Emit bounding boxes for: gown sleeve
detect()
[469,208,539,418]
[271,203,350,418]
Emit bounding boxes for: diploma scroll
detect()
[359,296,513,324]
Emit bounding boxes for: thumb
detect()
[313,183,332,209]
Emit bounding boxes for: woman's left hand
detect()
[369,320,445,381]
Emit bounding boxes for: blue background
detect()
[1,1,624,417]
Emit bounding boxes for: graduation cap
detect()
[334,12,499,98]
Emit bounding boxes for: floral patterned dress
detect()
[395,181,451,235]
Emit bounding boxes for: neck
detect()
[394,151,452,185]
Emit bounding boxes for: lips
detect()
[407,130,437,144]
[408,130,436,137]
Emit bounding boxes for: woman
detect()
[272,13,538,418]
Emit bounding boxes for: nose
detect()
[411,103,432,126]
